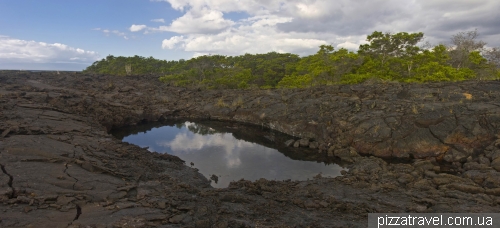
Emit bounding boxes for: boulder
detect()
[478,155,491,166]
[447,183,485,194]
[491,149,500,161]
[327,146,336,156]
[299,138,310,147]
[485,188,500,196]
[284,139,295,147]
[309,141,319,149]
[443,149,468,163]
[495,139,500,148]
[463,162,490,171]
[492,157,500,172]
[333,147,360,162]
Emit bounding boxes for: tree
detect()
[409,45,475,82]
[358,31,424,79]
[277,45,362,87]
[484,47,500,69]
[448,29,486,69]
[86,30,500,87]
[359,32,424,61]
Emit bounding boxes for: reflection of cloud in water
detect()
[184,121,196,128]
[120,121,345,188]
[158,132,264,169]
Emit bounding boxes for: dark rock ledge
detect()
[0,71,499,227]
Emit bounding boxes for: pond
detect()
[112,120,346,188]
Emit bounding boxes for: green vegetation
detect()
[84,55,180,76]
[84,30,500,88]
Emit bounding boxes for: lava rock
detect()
[299,138,310,147]
[284,139,295,147]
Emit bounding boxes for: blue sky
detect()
[1,0,499,71]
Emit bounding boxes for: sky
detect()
[1,0,499,71]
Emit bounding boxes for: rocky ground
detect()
[1,71,500,227]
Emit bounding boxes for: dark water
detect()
[112,120,345,188]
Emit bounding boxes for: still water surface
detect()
[114,121,345,188]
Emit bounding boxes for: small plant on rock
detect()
[232,96,244,108]
[411,104,419,114]
[216,97,229,108]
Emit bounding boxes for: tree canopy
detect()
[83,30,500,88]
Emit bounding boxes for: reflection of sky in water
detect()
[122,122,344,188]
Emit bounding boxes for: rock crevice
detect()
[0,164,14,199]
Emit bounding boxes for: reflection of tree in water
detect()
[185,122,219,135]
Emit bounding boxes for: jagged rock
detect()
[463,162,490,171]
[309,141,319,149]
[348,157,386,175]
[412,160,435,172]
[327,146,334,157]
[157,201,166,209]
[478,155,491,166]
[332,147,359,162]
[446,183,485,194]
[491,149,500,161]
[1,128,10,138]
[168,214,186,223]
[485,188,500,196]
[56,196,74,205]
[195,220,211,228]
[443,149,468,163]
[284,139,295,147]
[298,138,310,147]
[81,161,94,172]
[483,174,500,188]
[491,157,500,172]
[494,139,500,148]
[412,179,434,190]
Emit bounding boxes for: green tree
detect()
[407,45,475,82]
[358,31,424,79]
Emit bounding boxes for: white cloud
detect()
[160,14,329,56]
[129,24,147,32]
[150,0,500,57]
[151,18,165,23]
[160,0,285,15]
[293,2,331,19]
[111,30,125,36]
[149,7,234,34]
[0,36,100,64]
[158,130,260,168]
[162,35,184,49]
[94,28,129,40]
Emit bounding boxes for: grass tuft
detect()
[216,97,229,108]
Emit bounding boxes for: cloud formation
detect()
[151,18,165,23]
[160,131,260,168]
[129,24,147,32]
[149,7,235,34]
[0,36,100,64]
[148,0,500,57]
[93,28,129,39]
